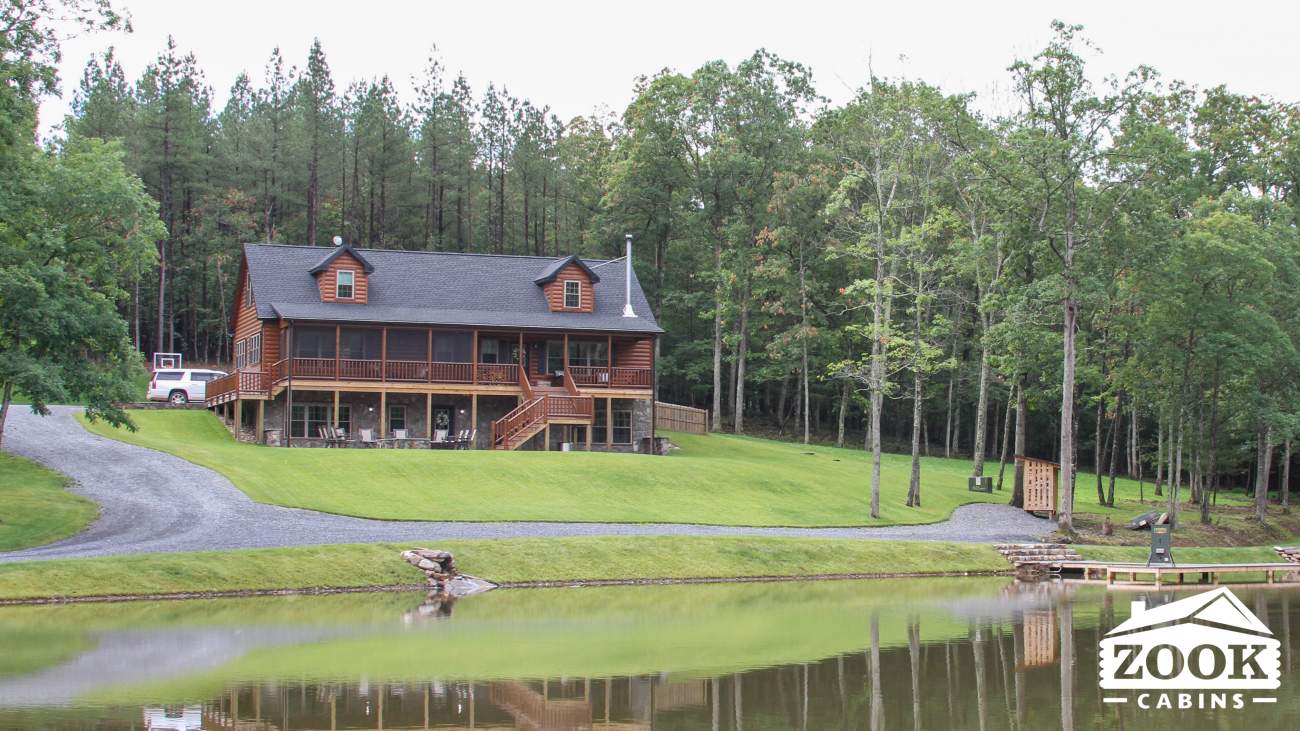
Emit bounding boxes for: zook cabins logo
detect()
[1099,587,1281,710]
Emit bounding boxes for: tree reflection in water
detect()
[0,579,1296,730]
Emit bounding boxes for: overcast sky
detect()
[38,0,1300,139]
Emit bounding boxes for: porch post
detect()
[563,333,569,377]
[334,325,340,379]
[470,394,478,448]
[381,327,388,383]
[517,331,524,375]
[607,334,613,385]
[606,396,613,446]
[544,423,551,451]
[472,329,479,384]
[426,392,432,439]
[380,390,387,440]
[234,398,242,440]
[586,423,592,451]
[427,328,434,383]
[333,390,340,428]
[255,400,264,443]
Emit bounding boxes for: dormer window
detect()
[563,280,581,309]
[336,270,355,299]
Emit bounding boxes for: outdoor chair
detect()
[358,428,377,448]
[334,427,349,446]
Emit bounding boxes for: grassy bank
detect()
[0,454,97,552]
[79,409,1229,527]
[0,536,1008,601]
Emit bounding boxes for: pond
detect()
[0,578,1295,730]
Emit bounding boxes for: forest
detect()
[9,3,1300,529]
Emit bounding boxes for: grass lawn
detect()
[0,453,97,552]
[0,535,1008,600]
[77,409,1238,528]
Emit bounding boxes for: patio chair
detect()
[334,427,349,446]
[358,428,377,448]
[317,425,331,445]
[392,428,409,448]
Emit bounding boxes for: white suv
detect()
[148,369,228,404]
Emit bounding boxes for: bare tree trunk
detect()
[0,381,13,450]
[1154,416,1164,497]
[907,365,923,507]
[1095,398,1106,505]
[836,379,850,448]
[733,295,749,434]
[1058,292,1079,532]
[800,254,811,445]
[710,239,723,432]
[1010,377,1027,507]
[1106,396,1120,506]
[972,343,991,476]
[996,387,1014,491]
[1283,439,1292,512]
[1255,426,1273,521]
[1171,409,1184,529]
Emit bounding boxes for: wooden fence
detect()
[655,401,709,434]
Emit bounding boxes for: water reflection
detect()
[0,578,1295,730]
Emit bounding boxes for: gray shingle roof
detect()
[533,254,600,284]
[244,243,662,334]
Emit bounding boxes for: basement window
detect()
[336,270,355,299]
[563,280,581,308]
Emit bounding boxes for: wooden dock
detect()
[1015,558,1300,587]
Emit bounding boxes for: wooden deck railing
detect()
[491,397,545,448]
[203,370,268,405]
[517,363,534,400]
[476,363,517,384]
[567,365,651,388]
[545,395,593,419]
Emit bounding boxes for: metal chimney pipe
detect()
[622,234,636,318]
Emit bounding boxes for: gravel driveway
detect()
[0,406,1054,563]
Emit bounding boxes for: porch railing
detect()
[476,363,517,385]
[203,369,267,405]
[567,365,652,388]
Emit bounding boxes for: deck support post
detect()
[606,396,613,447]
[381,327,388,383]
[234,398,242,440]
[472,329,479,384]
[426,392,432,440]
[380,390,387,440]
[333,390,340,428]
[255,400,264,443]
[545,423,551,451]
[586,423,593,451]
[470,394,478,448]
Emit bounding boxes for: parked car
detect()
[147,368,227,404]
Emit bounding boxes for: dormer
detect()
[310,240,374,304]
[534,255,599,313]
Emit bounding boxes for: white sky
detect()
[39,0,1300,139]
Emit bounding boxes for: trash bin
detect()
[561,442,571,452]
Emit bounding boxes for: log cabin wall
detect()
[614,337,653,369]
[315,251,369,304]
[541,263,594,313]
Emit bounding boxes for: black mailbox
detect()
[1148,524,1175,566]
[968,476,993,493]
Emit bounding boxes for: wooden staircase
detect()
[996,543,1083,579]
[489,366,594,450]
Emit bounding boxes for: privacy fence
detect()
[655,401,709,434]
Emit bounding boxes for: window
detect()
[563,280,581,308]
[546,340,564,374]
[337,405,351,434]
[336,269,355,299]
[613,408,633,444]
[388,405,406,433]
[248,334,261,366]
[291,404,331,439]
[235,339,246,370]
[387,329,428,361]
[154,370,183,381]
[568,340,608,367]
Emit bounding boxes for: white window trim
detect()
[336,269,356,299]
[563,279,581,309]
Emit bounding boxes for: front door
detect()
[432,406,453,440]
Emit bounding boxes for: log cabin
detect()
[205,238,662,450]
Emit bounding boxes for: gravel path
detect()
[0,406,1054,563]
